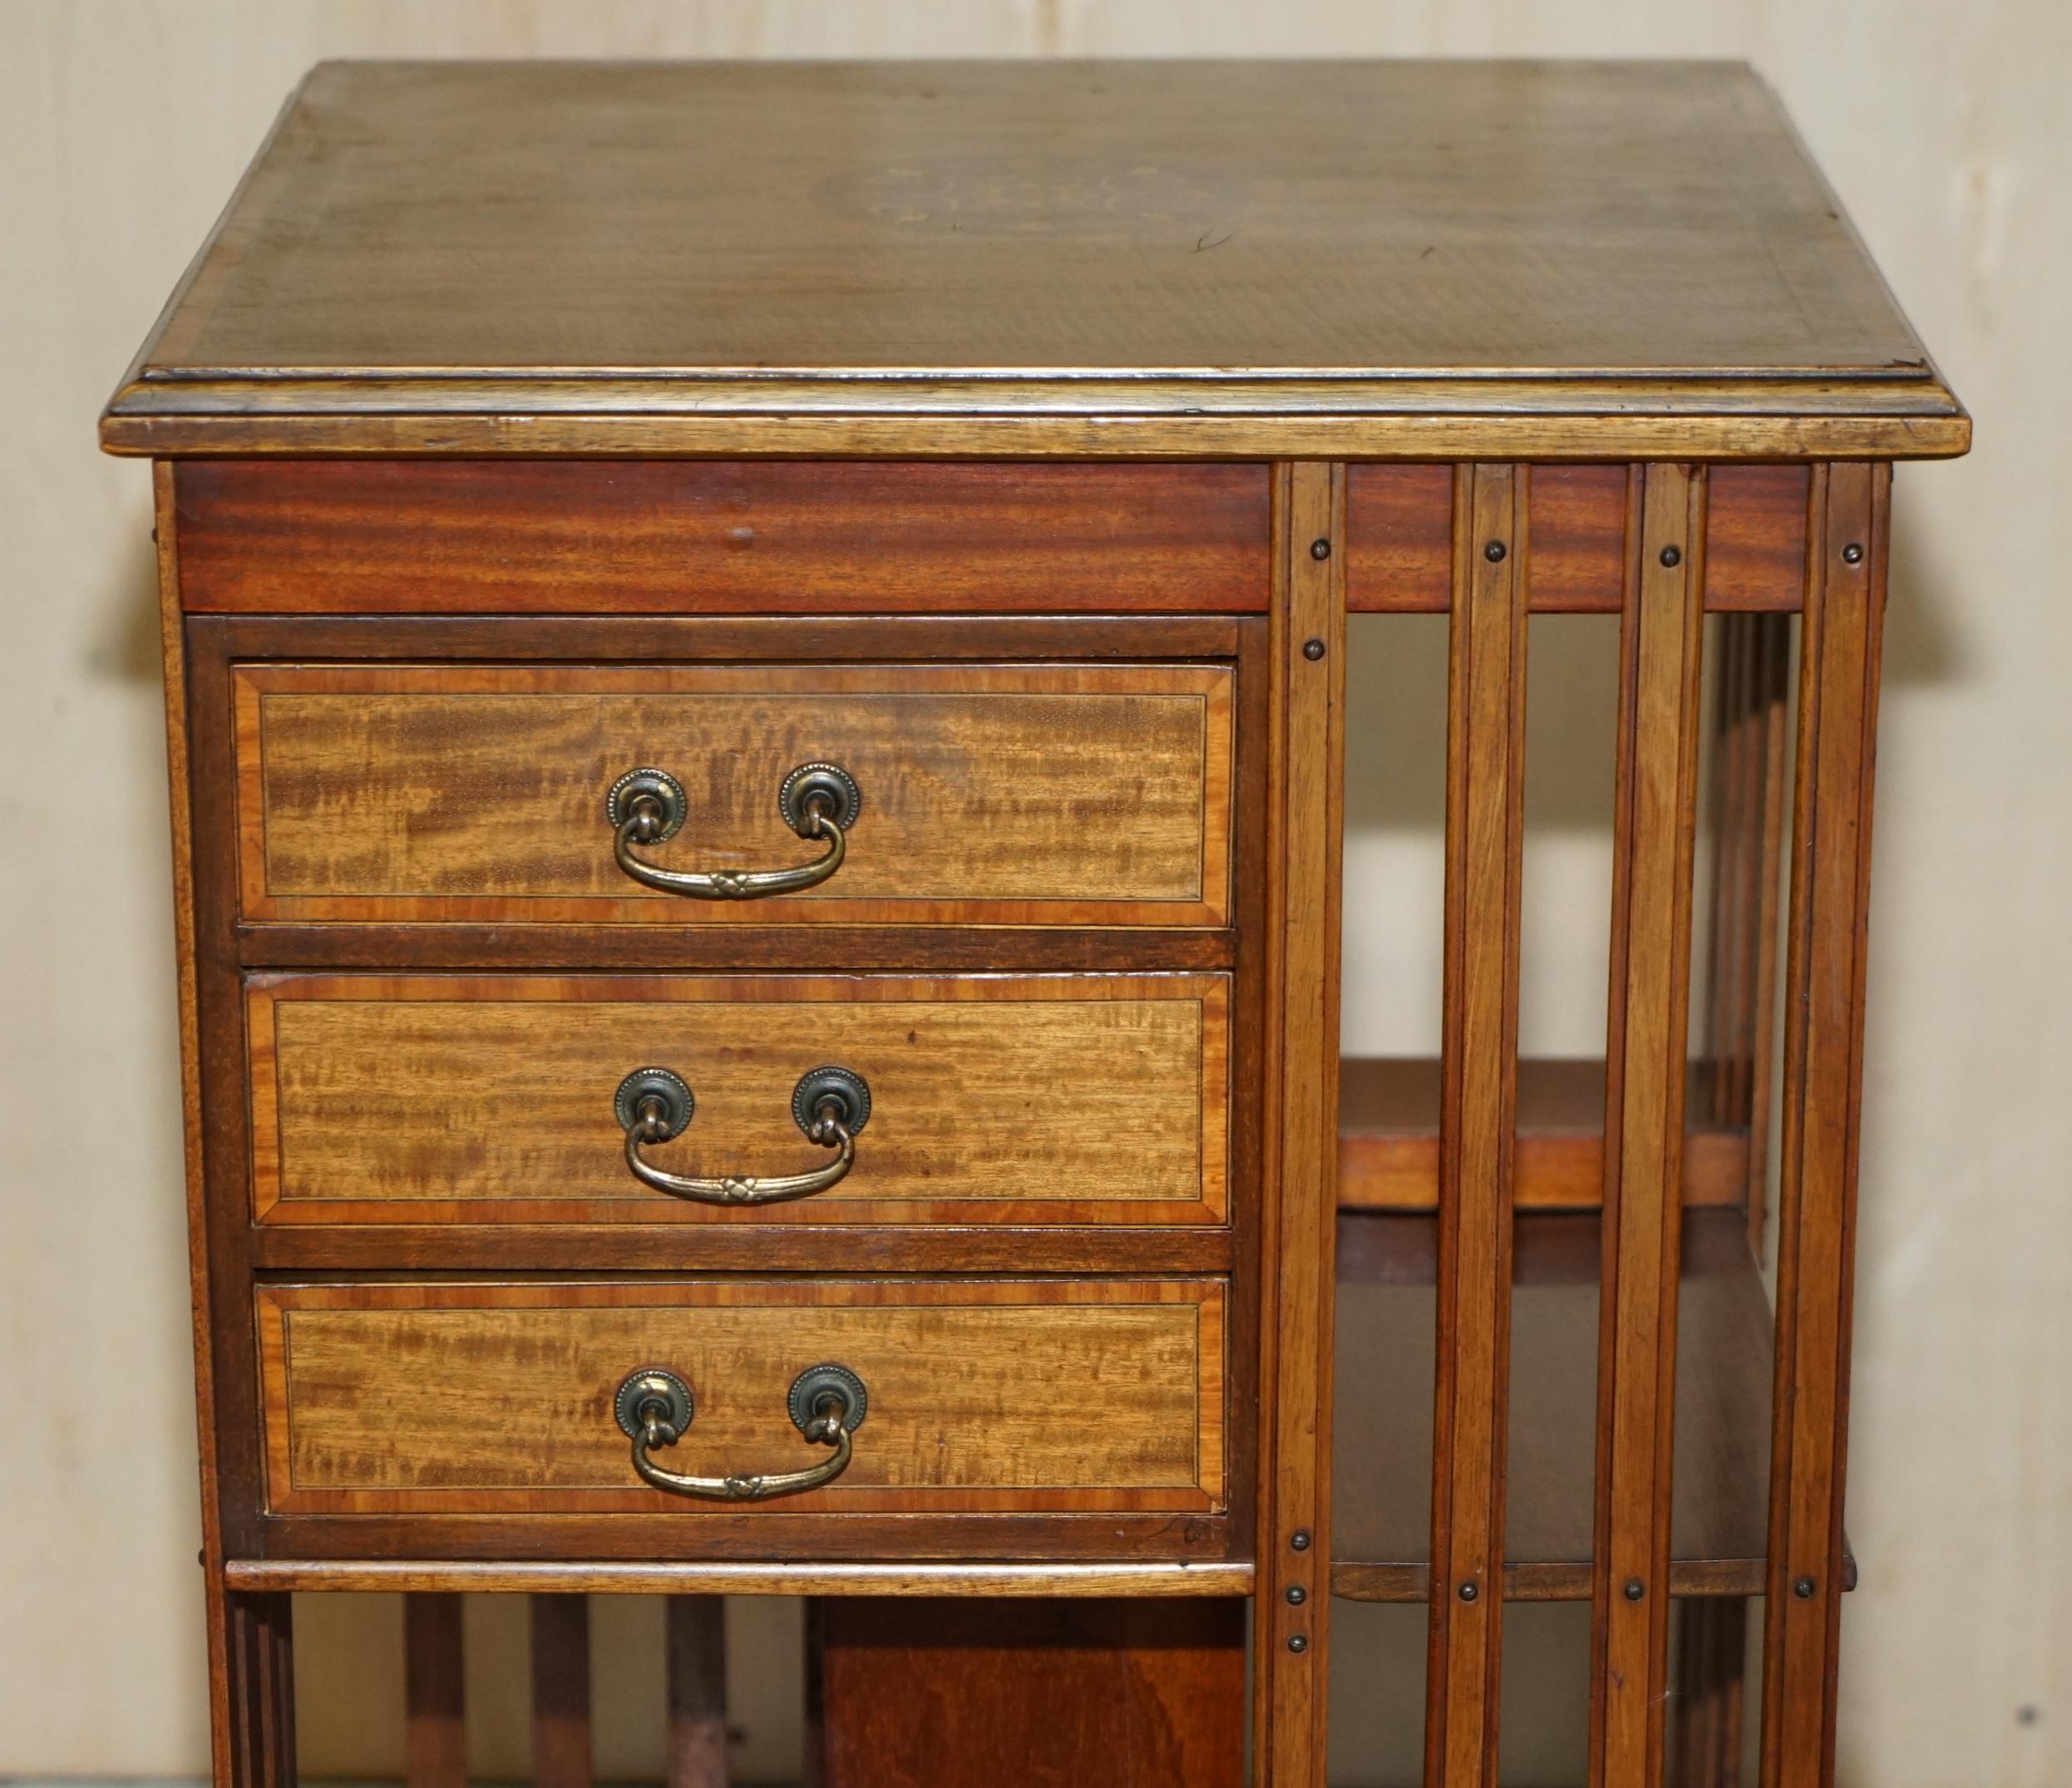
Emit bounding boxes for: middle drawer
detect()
[245,972,1231,1229]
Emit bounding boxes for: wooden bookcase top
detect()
[102,59,1967,459]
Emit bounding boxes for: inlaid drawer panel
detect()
[246,973,1230,1227]
[256,1278,1227,1516]
[231,662,1234,927]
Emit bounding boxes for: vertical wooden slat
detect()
[1424,463,1529,1788]
[404,1592,467,1788]
[223,1590,297,1788]
[667,1596,730,1788]
[1255,459,1345,1787]
[530,1594,592,1788]
[1674,1598,1750,1788]
[1759,461,1890,1788]
[1588,464,1709,1787]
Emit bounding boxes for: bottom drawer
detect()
[257,1278,1226,1518]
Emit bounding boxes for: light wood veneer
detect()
[231,662,1235,928]
[246,972,1230,1228]
[256,1278,1226,1518]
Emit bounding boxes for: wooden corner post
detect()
[1256,461,1345,1786]
[1760,461,1892,1788]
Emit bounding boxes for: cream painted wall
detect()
[2,2,2063,1783]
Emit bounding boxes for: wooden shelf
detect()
[1330,1208,1853,1602]
[1339,1057,1749,1210]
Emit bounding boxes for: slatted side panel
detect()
[1760,462,1891,1788]
[1673,600,1793,1786]
[1587,465,1709,1786]
[1424,464,1529,1787]
[397,1593,732,1788]
[224,1591,297,1788]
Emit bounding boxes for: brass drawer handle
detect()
[607,762,861,899]
[614,1065,871,1205]
[614,1363,868,1501]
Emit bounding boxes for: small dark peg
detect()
[1484,540,1507,562]
[1843,542,1865,564]
[1303,638,1326,661]
[1287,1633,1310,1654]
[1458,1580,1479,1603]
[1624,1579,1645,1602]
[1793,1576,1817,1599]
[1310,537,1332,560]
[1285,1585,1307,1606]
[1290,1529,1311,1552]
[1660,544,1682,568]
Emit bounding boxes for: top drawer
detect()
[231,661,1235,927]
[172,461,1270,614]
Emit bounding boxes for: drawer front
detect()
[232,662,1234,926]
[256,1278,1226,1515]
[247,973,1230,1227]
[175,461,1271,615]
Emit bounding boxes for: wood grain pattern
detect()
[812,1598,1245,1788]
[1332,1211,1786,1603]
[101,62,1966,464]
[173,460,1269,615]
[224,1559,1256,1598]
[1708,469,1815,613]
[246,972,1228,1229]
[1347,464,1809,614]
[1760,463,1889,1788]
[1336,1057,1747,1211]
[256,1278,1226,1517]
[231,662,1234,928]
[1589,463,1708,1787]
[1255,461,1343,1787]
[1426,463,1528,1788]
